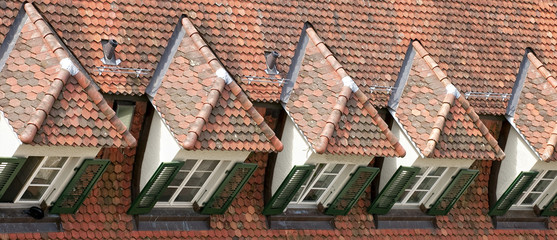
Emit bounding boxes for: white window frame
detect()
[0,156,83,208]
[288,163,357,208]
[155,159,233,208]
[395,166,460,208]
[513,169,557,209]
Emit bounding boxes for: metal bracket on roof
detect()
[94,66,151,77]
[369,86,396,94]
[464,91,511,101]
[243,75,289,86]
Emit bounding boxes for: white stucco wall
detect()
[0,111,21,157]
[380,119,420,190]
[272,117,313,194]
[497,126,539,198]
[140,112,181,188]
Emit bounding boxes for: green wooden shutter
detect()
[0,158,26,199]
[200,163,257,214]
[427,169,479,215]
[127,162,184,215]
[540,192,557,216]
[262,165,315,215]
[368,166,420,215]
[488,171,538,216]
[325,166,379,216]
[50,159,110,214]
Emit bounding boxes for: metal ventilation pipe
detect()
[265,51,280,75]
[101,39,121,65]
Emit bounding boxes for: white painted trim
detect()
[14,145,100,158]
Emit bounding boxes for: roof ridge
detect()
[20,3,137,148]
[412,41,504,160]
[305,26,405,156]
[181,17,283,151]
[526,52,557,161]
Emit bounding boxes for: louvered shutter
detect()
[368,166,420,215]
[262,165,315,215]
[540,193,557,216]
[50,159,110,214]
[0,158,26,199]
[427,169,479,215]
[489,171,538,216]
[325,166,379,216]
[200,163,257,214]
[127,162,184,215]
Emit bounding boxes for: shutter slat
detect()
[262,165,315,215]
[50,159,110,214]
[368,166,420,215]
[0,158,26,199]
[325,166,379,216]
[200,163,257,214]
[127,162,184,215]
[489,171,538,216]
[540,193,557,216]
[427,169,479,215]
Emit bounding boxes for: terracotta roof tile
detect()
[394,41,504,160]
[512,52,557,161]
[284,26,403,157]
[0,3,135,148]
[149,17,281,152]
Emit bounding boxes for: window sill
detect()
[135,208,210,231]
[374,208,436,229]
[0,208,61,233]
[267,208,334,230]
[492,210,547,229]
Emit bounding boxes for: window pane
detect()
[325,164,343,174]
[417,177,438,190]
[31,169,60,184]
[43,157,67,168]
[197,160,219,171]
[533,180,551,192]
[398,191,410,202]
[158,187,177,202]
[406,175,419,189]
[407,191,427,203]
[429,167,446,176]
[182,160,197,171]
[176,188,200,202]
[302,189,325,202]
[186,172,212,187]
[20,186,49,201]
[522,193,541,205]
[313,175,337,188]
[170,172,188,186]
[544,171,557,179]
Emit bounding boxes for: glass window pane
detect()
[313,175,336,188]
[20,186,49,201]
[197,160,219,171]
[302,189,325,202]
[429,167,446,176]
[397,191,410,203]
[186,172,212,187]
[158,187,177,202]
[544,171,557,179]
[417,177,438,190]
[170,172,188,186]
[533,180,551,192]
[406,175,419,189]
[182,160,197,171]
[325,164,343,174]
[176,188,200,202]
[522,193,541,205]
[291,187,304,203]
[31,169,60,184]
[43,157,67,168]
[407,191,427,203]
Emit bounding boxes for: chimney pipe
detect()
[101,39,121,65]
[265,51,280,75]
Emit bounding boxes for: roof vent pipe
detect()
[101,39,121,65]
[265,51,280,75]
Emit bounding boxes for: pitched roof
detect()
[147,17,282,152]
[391,41,504,160]
[510,51,557,161]
[282,25,405,157]
[0,3,136,148]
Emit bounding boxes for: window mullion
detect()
[192,161,229,204]
[168,159,203,204]
[400,167,431,204]
[298,163,329,204]
[14,156,48,202]
[292,165,320,204]
[515,170,545,206]
[315,164,347,204]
